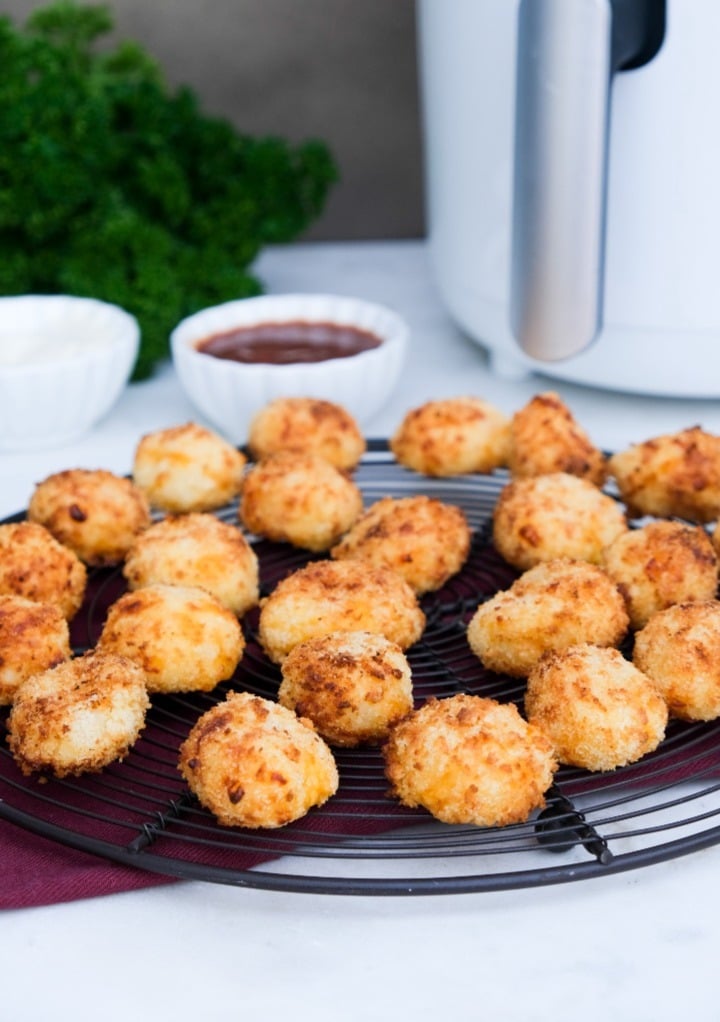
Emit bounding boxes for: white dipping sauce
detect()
[0,329,109,366]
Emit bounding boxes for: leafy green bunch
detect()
[0,2,338,377]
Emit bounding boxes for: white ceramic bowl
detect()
[170,293,409,444]
[0,295,139,451]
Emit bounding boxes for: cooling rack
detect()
[2,441,720,896]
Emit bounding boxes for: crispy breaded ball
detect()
[492,472,627,570]
[524,644,668,772]
[608,427,720,522]
[240,450,363,552]
[7,651,150,778]
[389,396,511,477]
[123,512,259,618]
[178,691,338,828]
[258,559,426,664]
[278,630,414,746]
[132,421,246,513]
[467,559,629,678]
[508,391,607,486]
[0,521,87,620]
[603,520,718,629]
[247,397,365,470]
[0,595,71,705]
[331,494,471,594]
[28,468,151,566]
[98,584,245,694]
[633,601,720,721]
[383,694,557,827]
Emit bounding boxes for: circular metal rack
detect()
[2,441,720,896]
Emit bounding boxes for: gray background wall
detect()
[3,0,425,241]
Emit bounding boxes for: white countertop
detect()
[3,239,720,1022]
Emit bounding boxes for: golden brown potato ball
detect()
[492,472,627,571]
[0,520,87,620]
[383,694,558,827]
[633,601,720,721]
[524,644,668,772]
[247,396,365,471]
[28,468,151,566]
[508,391,607,486]
[239,450,363,552]
[178,691,338,828]
[330,494,471,594]
[123,512,259,618]
[98,583,245,694]
[0,595,71,705]
[278,630,414,746]
[132,421,247,513]
[7,651,150,778]
[602,520,718,629]
[467,559,629,678]
[258,559,426,664]
[389,396,511,477]
[608,426,720,522]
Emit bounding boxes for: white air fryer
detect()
[417,0,720,396]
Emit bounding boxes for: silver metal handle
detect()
[510,0,613,361]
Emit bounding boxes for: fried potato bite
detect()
[98,583,245,693]
[492,472,627,570]
[603,520,718,629]
[633,601,720,721]
[525,644,668,772]
[0,595,71,705]
[0,520,87,620]
[330,494,471,594]
[123,512,259,618]
[247,396,365,470]
[383,694,558,827]
[508,391,607,485]
[389,396,511,477]
[7,651,150,778]
[28,468,151,566]
[467,559,628,678]
[178,691,338,828]
[278,630,414,746]
[132,421,246,513]
[608,427,720,522]
[258,559,426,664]
[240,450,363,552]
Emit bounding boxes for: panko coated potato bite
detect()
[467,559,629,678]
[98,583,245,693]
[608,426,720,522]
[258,559,426,664]
[330,494,471,594]
[0,520,87,620]
[524,644,668,772]
[508,391,607,485]
[0,594,71,705]
[383,694,558,827]
[602,520,719,629]
[239,450,363,552]
[28,468,151,566]
[247,396,366,471]
[132,421,246,513]
[123,512,259,618]
[492,472,627,570]
[389,396,511,477]
[7,651,150,778]
[278,630,414,746]
[178,691,338,828]
[633,601,720,721]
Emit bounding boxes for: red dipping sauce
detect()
[195,320,383,365]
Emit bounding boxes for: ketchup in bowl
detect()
[195,321,382,365]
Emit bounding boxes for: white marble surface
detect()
[3,240,720,1022]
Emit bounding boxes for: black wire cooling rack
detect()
[2,441,720,896]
